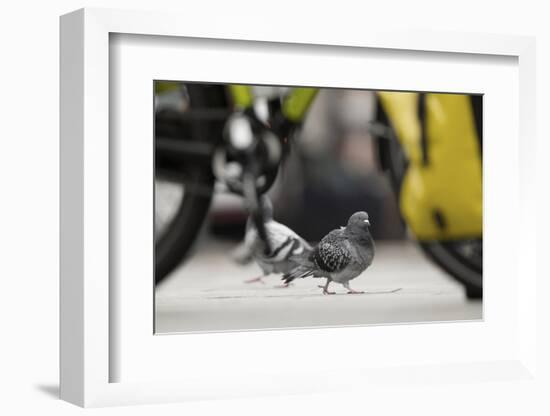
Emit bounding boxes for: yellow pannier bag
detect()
[378,92,482,240]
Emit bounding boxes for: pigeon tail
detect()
[281,264,314,284]
[281,249,315,283]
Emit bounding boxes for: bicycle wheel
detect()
[374,97,483,299]
[420,239,482,298]
[155,83,229,284]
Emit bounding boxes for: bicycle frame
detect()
[229,85,318,123]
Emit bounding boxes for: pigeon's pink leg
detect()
[343,282,364,294]
[244,276,266,284]
[318,279,335,295]
[273,282,291,289]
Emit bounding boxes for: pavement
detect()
[155,238,482,333]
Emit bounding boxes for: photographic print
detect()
[154,82,482,333]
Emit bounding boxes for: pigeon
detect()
[241,197,312,286]
[282,211,375,294]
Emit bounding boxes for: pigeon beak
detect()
[364,219,370,226]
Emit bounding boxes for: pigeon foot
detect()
[318,285,335,295]
[343,282,364,294]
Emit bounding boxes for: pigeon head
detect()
[345,211,371,237]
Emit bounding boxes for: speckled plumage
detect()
[313,229,352,273]
[282,211,375,294]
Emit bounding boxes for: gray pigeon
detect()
[282,211,375,294]
[242,197,312,285]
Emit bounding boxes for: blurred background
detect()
[208,89,404,241]
[154,83,482,333]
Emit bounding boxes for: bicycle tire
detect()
[155,84,229,284]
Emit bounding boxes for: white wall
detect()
[1,1,548,415]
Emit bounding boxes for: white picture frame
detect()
[60,7,538,407]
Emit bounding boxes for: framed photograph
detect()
[60,8,538,407]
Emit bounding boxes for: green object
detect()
[282,88,318,122]
[229,84,254,108]
[228,84,318,122]
[154,81,181,95]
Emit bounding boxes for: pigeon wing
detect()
[262,222,310,263]
[247,220,309,262]
[313,229,351,273]
[266,222,311,253]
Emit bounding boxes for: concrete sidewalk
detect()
[155,239,482,333]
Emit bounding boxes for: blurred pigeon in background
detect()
[282,211,375,294]
[240,197,312,286]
